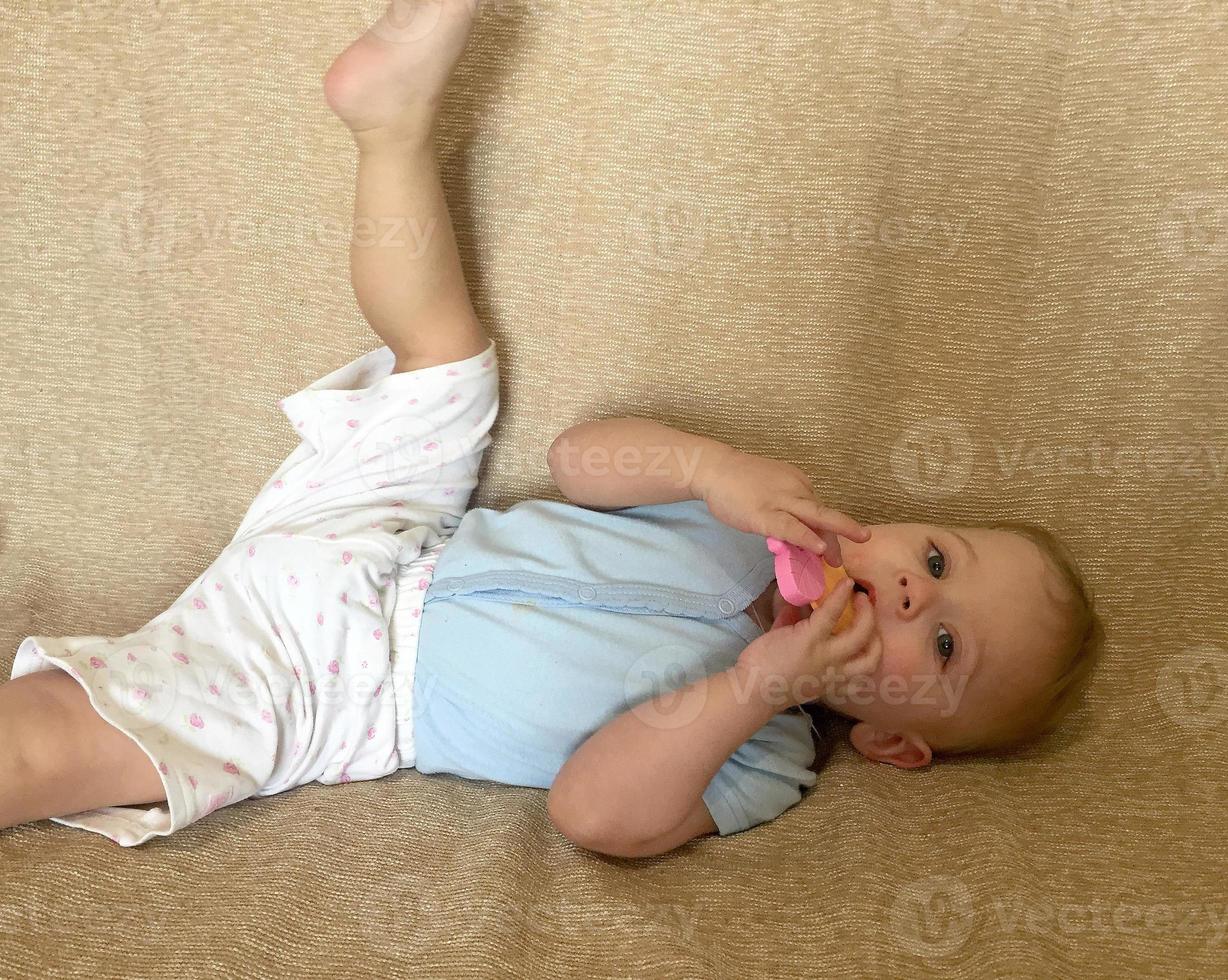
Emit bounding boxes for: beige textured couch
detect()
[2,2,1225,976]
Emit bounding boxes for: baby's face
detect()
[817,522,1066,752]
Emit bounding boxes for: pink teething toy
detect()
[765,537,858,634]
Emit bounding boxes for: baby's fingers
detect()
[830,593,879,662]
[819,529,843,569]
[794,501,872,567]
[770,510,827,558]
[809,577,855,633]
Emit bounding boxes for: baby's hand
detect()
[736,578,881,709]
[696,448,870,566]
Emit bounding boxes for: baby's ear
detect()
[848,722,933,769]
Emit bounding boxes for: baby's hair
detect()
[800,518,1105,768]
[934,518,1104,758]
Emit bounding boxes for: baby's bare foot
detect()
[324,0,481,147]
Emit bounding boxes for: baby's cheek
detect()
[874,641,928,691]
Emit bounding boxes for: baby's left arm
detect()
[547,416,738,510]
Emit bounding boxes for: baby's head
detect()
[810,519,1103,767]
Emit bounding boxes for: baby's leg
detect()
[324,0,489,374]
[0,670,165,833]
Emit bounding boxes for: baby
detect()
[1,1,1103,859]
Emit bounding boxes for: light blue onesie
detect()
[411,497,821,837]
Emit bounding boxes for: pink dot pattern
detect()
[7,340,498,847]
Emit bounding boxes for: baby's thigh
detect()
[0,670,166,828]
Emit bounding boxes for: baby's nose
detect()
[896,574,931,613]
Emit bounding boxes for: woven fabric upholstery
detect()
[1,2,1224,976]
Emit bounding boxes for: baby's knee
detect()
[0,673,65,830]
[0,669,165,826]
[0,672,62,773]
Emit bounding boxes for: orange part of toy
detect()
[810,561,858,634]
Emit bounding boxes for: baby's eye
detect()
[926,542,946,578]
[936,625,955,663]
